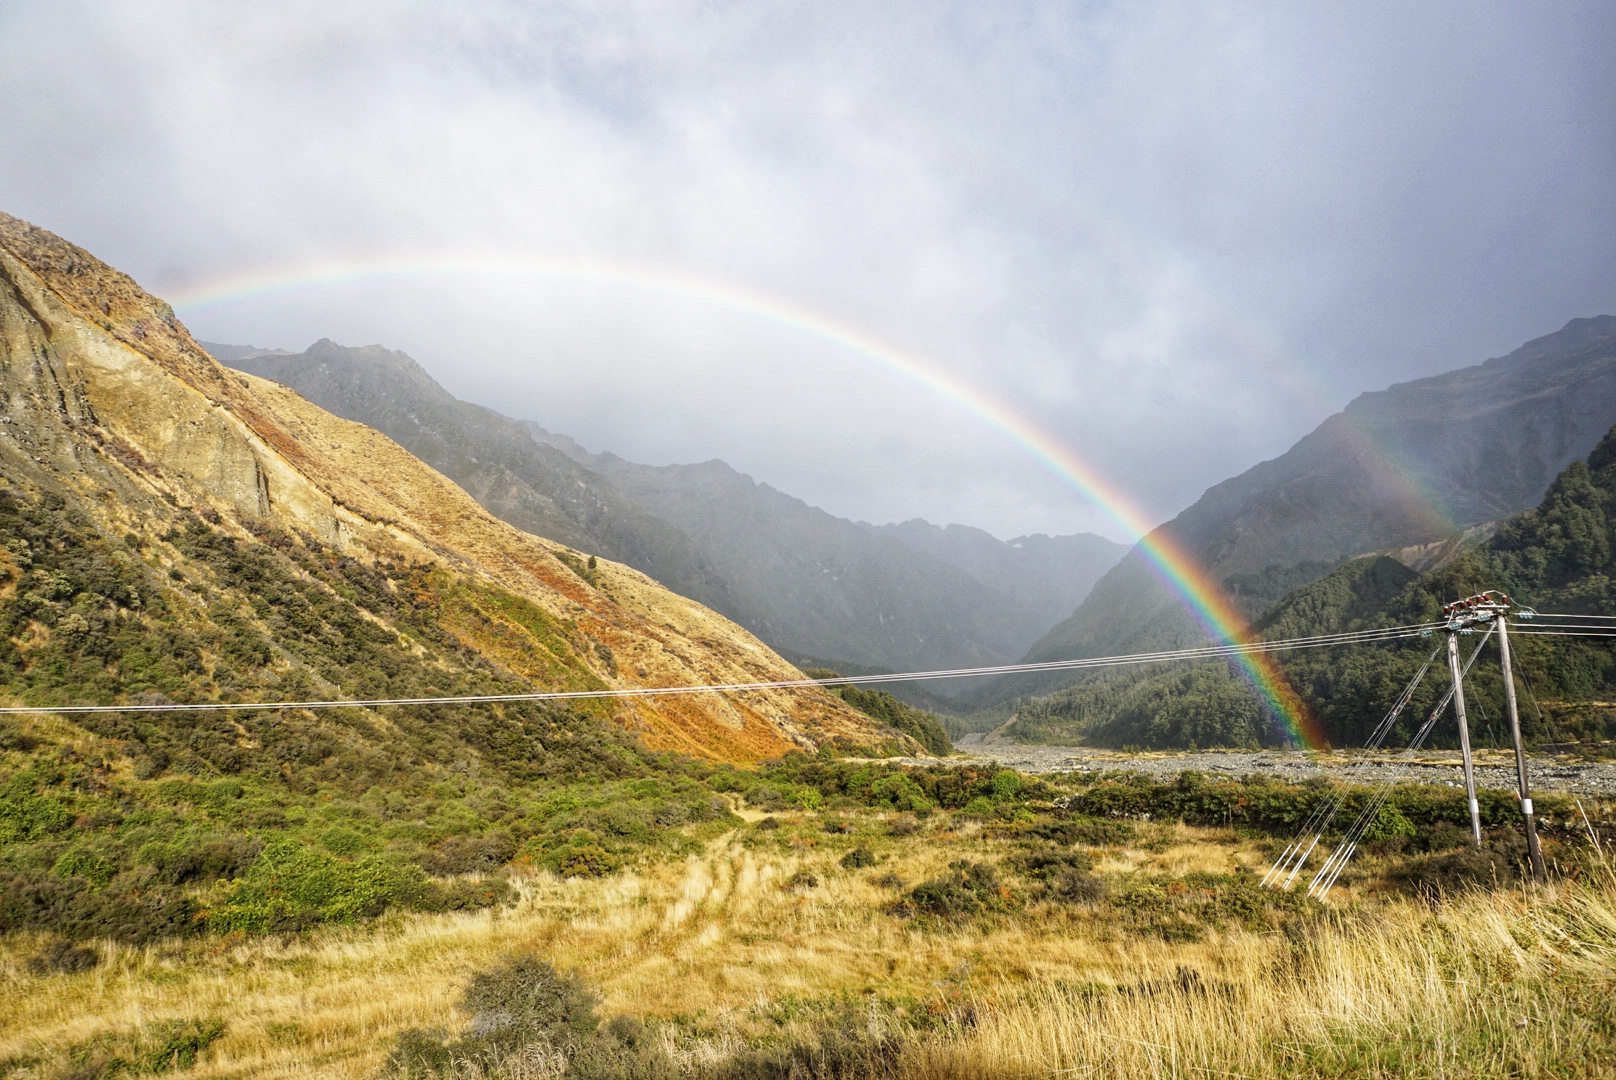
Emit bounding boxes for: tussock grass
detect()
[2,819,1613,1078]
[913,884,1616,1079]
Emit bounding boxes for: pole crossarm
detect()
[1432,590,1536,633]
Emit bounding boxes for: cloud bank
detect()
[2,1,1612,539]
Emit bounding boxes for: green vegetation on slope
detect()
[0,481,738,942]
[803,669,953,756]
[1005,426,1616,750]
[998,316,1616,711]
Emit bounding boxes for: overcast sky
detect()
[2,2,1613,541]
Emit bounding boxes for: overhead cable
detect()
[1307,627,1495,898]
[0,621,1441,716]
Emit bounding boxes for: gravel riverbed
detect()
[903,736,1616,796]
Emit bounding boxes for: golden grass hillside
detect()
[4,805,1613,1080]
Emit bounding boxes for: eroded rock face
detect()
[0,211,900,762]
[0,238,347,545]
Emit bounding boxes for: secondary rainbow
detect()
[171,253,1321,744]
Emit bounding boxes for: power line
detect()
[0,621,1441,717]
[1510,628,1616,637]
[1529,612,1616,620]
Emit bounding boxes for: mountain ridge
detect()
[1006,422,1616,750]
[228,343,1124,692]
[990,315,1616,707]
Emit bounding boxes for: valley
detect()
[2,209,1614,1080]
[6,6,1616,1079]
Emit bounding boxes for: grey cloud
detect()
[1,0,1611,539]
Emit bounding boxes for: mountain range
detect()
[223,341,1127,693]
[3,206,1609,758]
[1008,423,1616,750]
[219,312,1616,733]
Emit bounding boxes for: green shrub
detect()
[840,846,877,869]
[418,831,517,875]
[990,771,1021,799]
[138,835,262,885]
[1109,871,1312,940]
[206,839,424,933]
[1033,815,1137,847]
[1050,868,1107,904]
[899,860,1006,919]
[1386,832,1530,900]
[0,868,199,943]
[11,1017,225,1078]
[1009,844,1092,880]
[554,843,619,879]
[869,774,932,812]
[381,954,678,1079]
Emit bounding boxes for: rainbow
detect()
[170,253,1320,744]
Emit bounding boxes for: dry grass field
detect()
[4,810,1614,1079]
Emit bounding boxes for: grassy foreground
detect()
[3,808,1614,1080]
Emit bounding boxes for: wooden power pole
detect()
[1496,617,1547,881]
[1445,630,1484,845]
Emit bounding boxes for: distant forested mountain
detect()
[983,316,1616,707]
[1005,424,1616,751]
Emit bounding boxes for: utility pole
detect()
[1495,616,1547,882]
[1445,629,1484,845]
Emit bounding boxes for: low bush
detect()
[382,955,677,1080]
[840,846,877,869]
[715,1007,903,1080]
[1385,832,1531,900]
[0,868,199,943]
[205,840,429,933]
[418,831,517,875]
[1032,814,1137,847]
[1009,843,1105,905]
[898,861,1007,919]
[886,816,920,837]
[139,834,263,885]
[3,1017,226,1079]
[1053,769,1582,838]
[1110,871,1313,941]
[1009,843,1093,879]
